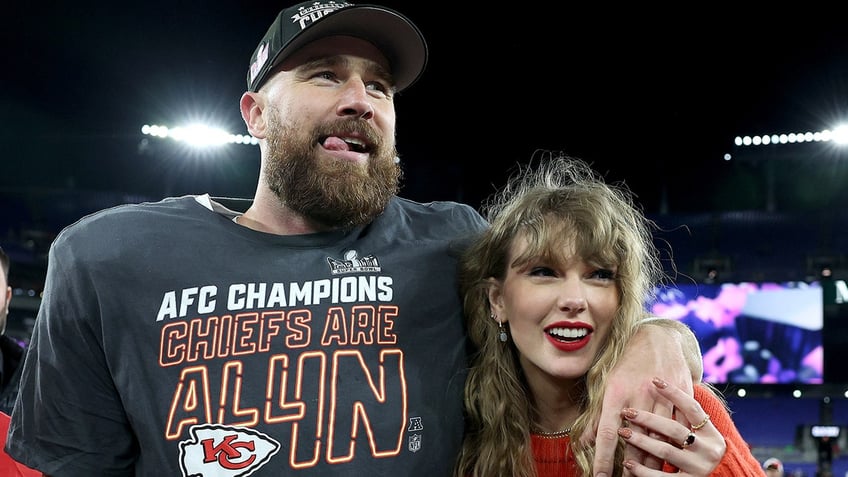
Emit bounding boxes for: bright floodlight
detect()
[833,125,848,144]
[142,123,259,148]
[733,123,848,149]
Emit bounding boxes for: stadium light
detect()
[733,123,848,149]
[142,123,259,148]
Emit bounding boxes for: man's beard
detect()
[263,112,402,230]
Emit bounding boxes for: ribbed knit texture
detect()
[530,433,578,477]
[692,385,768,476]
[530,384,767,476]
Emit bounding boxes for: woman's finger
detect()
[649,377,707,430]
[618,378,726,476]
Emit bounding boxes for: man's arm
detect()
[587,318,701,477]
[640,317,703,383]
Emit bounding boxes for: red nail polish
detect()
[652,377,668,389]
[618,428,633,439]
[622,408,638,419]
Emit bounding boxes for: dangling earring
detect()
[492,313,508,343]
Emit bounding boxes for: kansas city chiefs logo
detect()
[179,424,280,476]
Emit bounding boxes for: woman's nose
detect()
[559,296,587,314]
[557,281,588,313]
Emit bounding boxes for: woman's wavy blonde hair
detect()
[454,153,664,477]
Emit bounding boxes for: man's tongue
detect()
[323,136,349,151]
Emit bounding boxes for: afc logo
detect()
[407,416,423,453]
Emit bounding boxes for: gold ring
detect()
[681,431,695,448]
[691,414,710,431]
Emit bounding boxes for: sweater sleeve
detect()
[694,385,767,477]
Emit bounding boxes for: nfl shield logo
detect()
[408,433,422,453]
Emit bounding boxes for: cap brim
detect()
[272,5,427,93]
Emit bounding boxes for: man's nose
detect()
[337,80,374,120]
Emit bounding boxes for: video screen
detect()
[649,281,823,385]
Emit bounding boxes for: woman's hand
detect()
[589,321,697,476]
[617,377,726,477]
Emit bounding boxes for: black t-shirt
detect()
[8,195,488,476]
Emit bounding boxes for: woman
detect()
[454,154,765,477]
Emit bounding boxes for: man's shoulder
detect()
[373,198,487,250]
[53,195,207,252]
[390,197,486,228]
[64,195,201,230]
[89,195,198,216]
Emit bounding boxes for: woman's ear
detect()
[487,279,506,322]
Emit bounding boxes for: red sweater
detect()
[0,412,39,477]
[531,385,766,476]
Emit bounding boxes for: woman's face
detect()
[489,235,620,387]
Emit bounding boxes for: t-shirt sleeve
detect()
[6,224,137,475]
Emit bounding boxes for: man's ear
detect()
[240,91,267,139]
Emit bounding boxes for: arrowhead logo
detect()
[179,424,281,476]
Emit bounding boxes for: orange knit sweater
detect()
[531,385,767,476]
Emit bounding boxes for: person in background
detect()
[8,3,697,475]
[763,457,784,477]
[0,247,25,415]
[0,246,37,477]
[0,414,37,477]
[454,154,766,476]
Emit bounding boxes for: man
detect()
[0,247,25,416]
[0,248,39,476]
[7,2,694,475]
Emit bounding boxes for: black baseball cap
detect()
[246,1,428,93]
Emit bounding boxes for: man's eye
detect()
[366,81,390,94]
[314,71,336,81]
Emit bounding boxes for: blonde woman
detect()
[455,154,765,477]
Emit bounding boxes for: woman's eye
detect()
[529,266,556,277]
[591,269,616,280]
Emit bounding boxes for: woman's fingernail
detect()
[652,377,668,389]
[623,460,635,470]
[622,407,638,419]
[618,427,633,439]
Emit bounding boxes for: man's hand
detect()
[585,319,699,477]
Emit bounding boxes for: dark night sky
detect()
[4,2,848,219]
[4,3,847,391]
